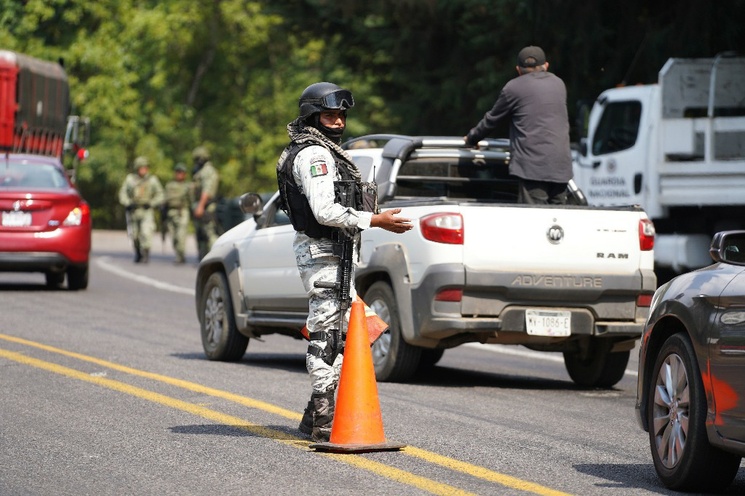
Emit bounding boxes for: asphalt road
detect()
[1,230,743,495]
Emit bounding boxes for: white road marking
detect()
[96,256,195,296]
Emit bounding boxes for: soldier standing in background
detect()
[191,146,220,260]
[118,156,165,263]
[163,163,192,264]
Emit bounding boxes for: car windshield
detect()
[0,160,69,190]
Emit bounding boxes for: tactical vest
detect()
[277,142,369,239]
[165,181,190,209]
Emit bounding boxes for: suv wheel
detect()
[200,271,248,361]
[647,333,741,492]
[365,281,421,382]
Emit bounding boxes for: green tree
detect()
[1,0,742,228]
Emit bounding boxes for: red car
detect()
[0,154,91,290]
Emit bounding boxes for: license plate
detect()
[2,211,32,227]
[525,309,571,337]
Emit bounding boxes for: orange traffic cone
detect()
[309,299,404,453]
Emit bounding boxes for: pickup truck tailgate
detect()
[463,204,644,275]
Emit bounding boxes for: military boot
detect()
[141,249,149,264]
[298,397,313,436]
[311,390,335,443]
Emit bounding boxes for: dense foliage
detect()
[1,0,742,227]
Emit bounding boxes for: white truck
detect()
[196,136,656,388]
[572,55,745,277]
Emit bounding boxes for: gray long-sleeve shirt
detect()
[466,70,572,183]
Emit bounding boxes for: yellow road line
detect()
[0,333,573,496]
[402,446,572,496]
[0,348,471,496]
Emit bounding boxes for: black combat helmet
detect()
[298,82,355,119]
[298,82,354,141]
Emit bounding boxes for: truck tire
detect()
[563,338,629,388]
[365,281,421,382]
[200,271,248,361]
[419,349,445,370]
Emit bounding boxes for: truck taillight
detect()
[637,293,653,307]
[639,218,655,251]
[435,288,463,302]
[420,213,464,245]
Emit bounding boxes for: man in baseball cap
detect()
[464,45,573,204]
[516,45,546,68]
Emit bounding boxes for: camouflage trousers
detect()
[295,235,357,394]
[130,207,156,251]
[166,207,190,261]
[194,203,220,260]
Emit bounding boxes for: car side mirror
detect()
[239,193,264,215]
[710,231,745,265]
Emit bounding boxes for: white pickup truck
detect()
[196,136,656,388]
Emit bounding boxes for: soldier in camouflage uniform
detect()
[276,82,412,443]
[164,163,192,264]
[191,146,220,260]
[118,156,165,263]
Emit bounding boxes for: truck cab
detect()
[573,56,745,274]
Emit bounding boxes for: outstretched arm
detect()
[371,208,413,234]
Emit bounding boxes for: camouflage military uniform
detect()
[118,157,165,263]
[164,164,192,263]
[278,119,373,442]
[279,83,411,443]
[191,148,220,260]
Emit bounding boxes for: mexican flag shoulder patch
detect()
[310,162,328,177]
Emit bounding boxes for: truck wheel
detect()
[563,338,629,388]
[365,281,421,382]
[419,349,445,370]
[66,264,89,290]
[647,333,741,492]
[200,271,248,361]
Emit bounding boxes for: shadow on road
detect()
[172,351,307,375]
[411,364,585,391]
[574,462,745,495]
[170,423,307,443]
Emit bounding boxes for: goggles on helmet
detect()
[316,89,355,110]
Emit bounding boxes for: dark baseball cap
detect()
[517,46,546,68]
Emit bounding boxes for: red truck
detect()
[0,50,91,290]
[0,50,71,157]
